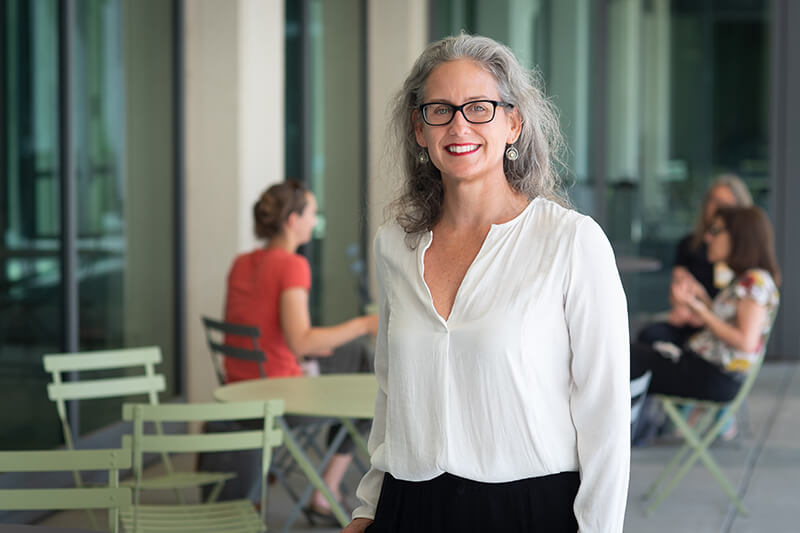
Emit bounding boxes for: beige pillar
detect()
[183,0,284,402]
[367,0,428,292]
[607,0,642,182]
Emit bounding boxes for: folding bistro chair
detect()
[0,448,132,533]
[43,347,234,509]
[643,356,765,515]
[202,316,266,384]
[201,317,330,508]
[120,400,284,533]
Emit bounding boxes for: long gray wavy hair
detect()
[389,33,570,242]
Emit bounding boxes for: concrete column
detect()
[366,0,427,292]
[769,0,800,359]
[641,0,670,216]
[183,0,284,402]
[549,0,590,181]
[607,0,641,182]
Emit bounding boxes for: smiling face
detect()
[413,59,521,184]
[704,216,732,263]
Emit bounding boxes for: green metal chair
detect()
[44,346,234,505]
[120,400,284,533]
[642,356,765,515]
[0,447,132,533]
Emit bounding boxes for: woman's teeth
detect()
[446,144,479,154]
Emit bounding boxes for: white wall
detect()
[183,0,284,402]
[367,0,428,292]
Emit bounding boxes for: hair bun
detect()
[253,180,310,240]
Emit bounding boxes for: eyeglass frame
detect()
[706,224,728,237]
[418,99,515,126]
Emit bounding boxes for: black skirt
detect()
[365,471,580,533]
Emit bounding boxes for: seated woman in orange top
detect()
[224,179,378,519]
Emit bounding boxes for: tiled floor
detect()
[33,361,800,532]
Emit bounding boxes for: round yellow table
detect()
[213,373,377,420]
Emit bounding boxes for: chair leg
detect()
[646,401,706,513]
[694,442,748,516]
[643,440,691,501]
[269,464,316,524]
[643,400,695,500]
[278,418,349,533]
[646,400,747,515]
[205,479,225,502]
[643,401,717,501]
[340,418,369,458]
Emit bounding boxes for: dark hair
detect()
[253,180,309,239]
[715,206,781,285]
[389,33,569,243]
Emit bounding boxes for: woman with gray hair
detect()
[637,174,753,348]
[343,34,629,532]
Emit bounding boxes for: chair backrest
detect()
[43,346,166,451]
[0,448,132,533]
[201,316,266,384]
[631,370,652,430]
[122,400,284,528]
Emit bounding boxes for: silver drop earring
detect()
[505,145,519,161]
[417,150,429,164]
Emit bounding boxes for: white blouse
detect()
[353,198,631,532]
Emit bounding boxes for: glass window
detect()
[432,0,772,326]
[605,0,770,318]
[431,0,594,213]
[1,0,63,450]
[0,0,178,449]
[285,0,368,326]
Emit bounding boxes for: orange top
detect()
[224,248,310,381]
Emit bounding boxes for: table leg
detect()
[340,417,369,457]
[278,417,349,532]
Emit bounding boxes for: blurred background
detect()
[1,0,798,455]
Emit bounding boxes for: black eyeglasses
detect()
[706,225,727,237]
[418,99,514,126]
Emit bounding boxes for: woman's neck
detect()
[266,232,298,253]
[438,175,528,230]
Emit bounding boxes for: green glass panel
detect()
[0,0,63,450]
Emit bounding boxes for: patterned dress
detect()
[688,268,780,379]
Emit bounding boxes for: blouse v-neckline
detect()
[418,199,538,326]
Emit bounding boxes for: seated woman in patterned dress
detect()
[631,205,781,404]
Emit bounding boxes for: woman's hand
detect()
[341,517,373,533]
[671,266,693,286]
[668,268,707,327]
[671,280,709,324]
[671,278,694,307]
[667,304,700,327]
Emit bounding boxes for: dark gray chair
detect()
[201,316,329,523]
[202,316,266,383]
